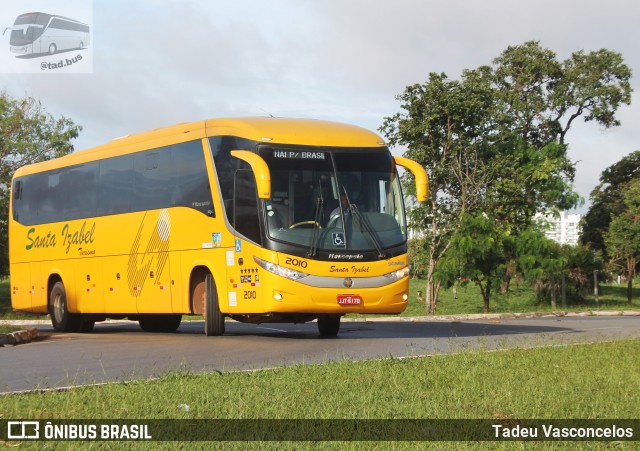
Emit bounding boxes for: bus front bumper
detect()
[261,276,409,315]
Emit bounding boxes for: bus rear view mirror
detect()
[393,156,429,203]
[230,150,271,199]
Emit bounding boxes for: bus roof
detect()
[14,12,89,27]
[205,117,386,147]
[13,117,388,177]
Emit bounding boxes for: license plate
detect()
[337,295,362,305]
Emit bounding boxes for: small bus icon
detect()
[7,421,40,439]
[3,12,89,56]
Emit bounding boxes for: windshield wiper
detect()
[341,187,387,259]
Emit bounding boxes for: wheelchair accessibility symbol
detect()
[332,233,345,246]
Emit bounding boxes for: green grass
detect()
[0,325,23,334]
[19,340,637,418]
[1,340,638,448]
[403,278,640,317]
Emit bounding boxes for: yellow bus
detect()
[9,117,428,336]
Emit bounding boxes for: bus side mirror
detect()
[230,150,271,199]
[2,27,11,36]
[393,156,429,203]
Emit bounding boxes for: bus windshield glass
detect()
[10,25,44,46]
[259,146,407,254]
[9,13,48,46]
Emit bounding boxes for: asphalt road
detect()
[1,315,639,394]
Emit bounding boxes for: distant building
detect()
[407,209,582,245]
[536,211,582,246]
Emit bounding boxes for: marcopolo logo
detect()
[0,2,93,73]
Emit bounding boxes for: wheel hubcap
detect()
[53,293,64,322]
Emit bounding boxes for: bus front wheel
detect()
[49,281,82,332]
[317,315,341,337]
[204,274,225,336]
[48,44,57,55]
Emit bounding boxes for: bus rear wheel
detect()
[204,273,225,336]
[48,43,57,55]
[317,314,341,337]
[49,281,82,332]
[138,315,182,333]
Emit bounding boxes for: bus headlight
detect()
[254,256,309,281]
[384,266,410,280]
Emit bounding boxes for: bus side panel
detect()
[29,261,47,313]
[169,251,184,314]
[127,211,173,314]
[103,255,137,314]
[74,257,104,313]
[136,255,172,314]
[224,239,265,314]
[9,263,32,312]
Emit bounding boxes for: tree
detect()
[582,151,640,253]
[437,213,512,313]
[0,92,81,275]
[381,69,493,313]
[563,244,604,301]
[382,41,631,313]
[604,179,640,303]
[493,43,632,148]
[516,227,566,309]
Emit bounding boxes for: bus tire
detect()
[49,281,82,332]
[78,317,95,333]
[48,43,57,55]
[204,273,224,336]
[138,315,182,333]
[317,315,341,337]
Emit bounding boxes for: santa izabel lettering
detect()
[25,221,96,254]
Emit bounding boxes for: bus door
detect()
[226,170,264,312]
[129,211,173,314]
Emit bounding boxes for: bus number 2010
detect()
[244,290,257,300]
[285,257,308,268]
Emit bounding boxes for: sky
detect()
[1,0,638,213]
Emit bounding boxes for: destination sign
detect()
[273,150,325,160]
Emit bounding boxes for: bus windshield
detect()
[9,13,48,46]
[10,25,44,46]
[259,146,407,255]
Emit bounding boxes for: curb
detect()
[1,310,638,346]
[0,326,39,347]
